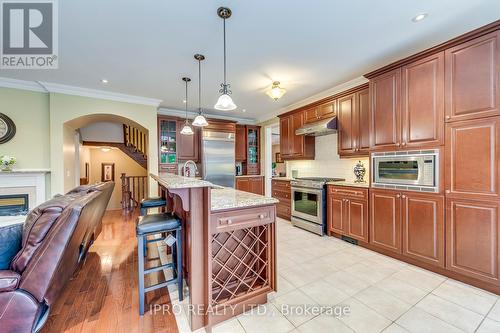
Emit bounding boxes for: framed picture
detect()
[101,163,115,182]
[85,162,89,179]
[275,152,283,163]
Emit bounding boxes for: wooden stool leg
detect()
[176,228,183,301]
[138,235,146,315]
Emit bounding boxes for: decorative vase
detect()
[1,165,13,172]
[0,155,16,171]
[353,161,366,183]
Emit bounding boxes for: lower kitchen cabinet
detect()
[446,198,500,285]
[402,192,445,268]
[236,176,264,195]
[369,189,401,253]
[272,179,291,220]
[327,186,369,242]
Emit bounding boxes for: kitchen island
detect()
[150,172,278,331]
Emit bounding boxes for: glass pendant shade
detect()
[266,82,286,101]
[180,120,194,135]
[192,114,208,127]
[214,93,237,111]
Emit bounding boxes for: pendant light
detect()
[180,77,194,135]
[266,81,287,101]
[214,7,237,111]
[192,54,209,127]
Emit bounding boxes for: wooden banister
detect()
[123,124,147,159]
[121,173,148,212]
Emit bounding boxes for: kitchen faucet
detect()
[182,160,198,177]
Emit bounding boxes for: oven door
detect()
[291,187,323,224]
[374,156,424,186]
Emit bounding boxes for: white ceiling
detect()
[1,0,499,122]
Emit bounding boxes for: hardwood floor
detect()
[41,210,179,333]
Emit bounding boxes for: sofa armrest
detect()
[0,290,42,333]
[0,270,20,292]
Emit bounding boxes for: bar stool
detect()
[140,197,167,216]
[136,212,183,315]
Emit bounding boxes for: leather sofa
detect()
[0,182,114,333]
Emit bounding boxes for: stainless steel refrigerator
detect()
[201,130,235,188]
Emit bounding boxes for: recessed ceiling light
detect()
[182,99,187,103]
[101,79,109,84]
[242,109,246,113]
[412,13,428,22]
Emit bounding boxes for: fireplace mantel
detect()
[0,169,51,210]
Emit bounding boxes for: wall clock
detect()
[0,113,16,144]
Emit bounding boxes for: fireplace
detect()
[0,194,29,216]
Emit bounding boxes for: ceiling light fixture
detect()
[101,79,109,84]
[214,7,237,111]
[180,77,194,135]
[192,54,209,127]
[266,81,287,101]
[412,13,428,22]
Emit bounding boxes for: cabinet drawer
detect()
[272,190,291,201]
[211,205,276,234]
[159,164,177,173]
[272,180,291,191]
[328,186,368,200]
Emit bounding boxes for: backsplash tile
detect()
[286,134,369,182]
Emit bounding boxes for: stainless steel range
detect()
[290,177,345,235]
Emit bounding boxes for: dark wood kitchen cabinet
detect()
[401,52,445,148]
[176,120,199,161]
[272,179,291,220]
[402,192,445,268]
[445,117,500,201]
[337,85,370,157]
[446,198,500,285]
[327,186,369,242]
[235,125,246,161]
[236,176,264,195]
[304,101,336,124]
[246,126,260,175]
[369,189,402,253]
[445,31,500,122]
[279,112,315,160]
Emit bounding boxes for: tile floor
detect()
[176,218,500,333]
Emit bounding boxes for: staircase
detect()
[82,124,148,169]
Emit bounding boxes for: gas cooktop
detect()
[295,177,345,183]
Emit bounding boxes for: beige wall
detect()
[88,147,147,210]
[49,93,158,196]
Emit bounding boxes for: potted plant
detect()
[0,155,16,171]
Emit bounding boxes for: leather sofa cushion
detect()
[0,224,23,270]
[0,270,21,292]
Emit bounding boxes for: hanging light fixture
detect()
[214,7,237,111]
[266,81,287,101]
[180,77,194,135]
[192,54,209,127]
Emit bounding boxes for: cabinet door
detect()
[235,178,251,192]
[446,117,500,200]
[247,126,260,175]
[346,199,369,242]
[291,112,305,156]
[158,117,178,165]
[249,177,264,195]
[357,88,370,153]
[370,69,402,150]
[446,198,500,285]
[280,116,291,157]
[338,94,356,155]
[304,107,318,124]
[177,121,199,161]
[402,52,445,148]
[235,125,246,161]
[445,31,500,122]
[370,189,402,253]
[327,195,345,234]
[402,193,445,267]
[318,101,336,120]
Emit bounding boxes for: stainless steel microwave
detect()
[371,150,439,192]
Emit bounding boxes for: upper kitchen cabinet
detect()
[235,125,246,161]
[369,69,402,151]
[337,84,370,157]
[445,31,500,122]
[402,52,445,148]
[246,126,260,175]
[176,120,199,162]
[279,111,315,160]
[445,117,500,201]
[158,117,178,171]
[305,101,336,124]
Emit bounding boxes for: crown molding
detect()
[158,107,257,125]
[256,76,369,123]
[38,82,162,107]
[0,77,47,93]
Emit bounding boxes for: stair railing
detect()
[123,124,147,159]
[121,173,148,212]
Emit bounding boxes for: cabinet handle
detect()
[396,142,401,147]
[402,142,406,147]
[446,115,451,120]
[401,194,406,199]
[227,219,233,225]
[258,214,265,219]
[445,190,450,194]
[396,194,401,198]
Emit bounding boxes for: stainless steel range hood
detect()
[295,116,338,136]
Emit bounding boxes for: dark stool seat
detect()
[136,212,183,316]
[136,213,180,235]
[140,197,167,216]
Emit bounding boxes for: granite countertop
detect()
[272,177,294,181]
[211,187,279,212]
[151,172,213,189]
[326,180,370,188]
[235,174,264,178]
